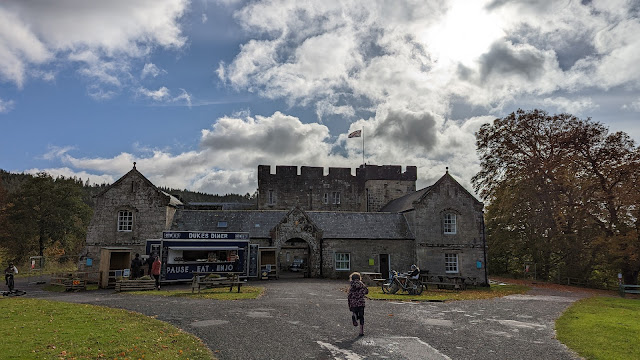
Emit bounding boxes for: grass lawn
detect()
[125,286,265,300]
[556,296,640,360]
[366,284,529,301]
[0,298,214,359]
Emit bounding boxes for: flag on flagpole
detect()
[348,130,362,138]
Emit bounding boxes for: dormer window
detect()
[117,210,133,232]
[443,213,456,234]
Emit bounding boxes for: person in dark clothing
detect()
[408,264,420,279]
[347,272,369,336]
[146,253,156,276]
[130,253,142,279]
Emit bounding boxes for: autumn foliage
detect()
[474,109,640,286]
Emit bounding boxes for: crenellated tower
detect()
[257,164,417,212]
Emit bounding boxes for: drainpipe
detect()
[482,211,489,286]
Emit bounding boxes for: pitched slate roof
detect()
[379,186,432,213]
[171,210,287,238]
[309,212,413,239]
[170,209,414,240]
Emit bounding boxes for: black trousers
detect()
[351,306,365,324]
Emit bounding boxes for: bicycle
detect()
[381,270,424,295]
[2,273,26,297]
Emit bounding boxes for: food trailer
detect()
[146,231,250,282]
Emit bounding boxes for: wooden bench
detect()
[619,284,640,297]
[420,274,476,290]
[115,279,156,292]
[192,273,244,294]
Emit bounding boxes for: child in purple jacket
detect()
[348,272,369,336]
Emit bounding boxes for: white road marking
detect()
[361,336,452,360]
[317,341,363,360]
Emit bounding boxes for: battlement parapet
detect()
[301,166,323,178]
[258,164,415,182]
[356,164,417,181]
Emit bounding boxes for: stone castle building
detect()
[83,163,487,284]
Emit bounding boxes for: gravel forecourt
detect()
[16,277,589,360]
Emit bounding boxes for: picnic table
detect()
[360,272,382,286]
[420,274,477,290]
[191,273,244,293]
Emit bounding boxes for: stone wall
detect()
[83,170,175,270]
[257,164,417,212]
[365,180,416,212]
[410,174,487,283]
[321,239,415,279]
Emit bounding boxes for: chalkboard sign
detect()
[248,244,259,277]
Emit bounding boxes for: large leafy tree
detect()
[474,109,640,284]
[3,173,92,261]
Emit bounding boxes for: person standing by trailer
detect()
[348,272,369,336]
[146,253,156,277]
[151,257,162,290]
[130,253,142,279]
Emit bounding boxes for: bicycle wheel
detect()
[388,281,400,294]
[413,282,424,295]
[381,279,393,293]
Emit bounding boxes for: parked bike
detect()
[2,273,25,296]
[381,270,424,295]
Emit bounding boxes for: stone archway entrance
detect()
[279,238,311,278]
[271,207,323,278]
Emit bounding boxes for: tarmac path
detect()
[15,277,586,360]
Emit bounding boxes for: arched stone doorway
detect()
[271,207,322,278]
[279,238,311,278]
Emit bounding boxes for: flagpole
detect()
[362,128,365,165]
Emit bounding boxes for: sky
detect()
[1,0,639,197]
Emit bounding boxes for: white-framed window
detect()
[268,190,275,205]
[335,253,350,271]
[117,210,133,232]
[323,193,329,204]
[332,191,341,204]
[445,253,458,273]
[444,213,457,234]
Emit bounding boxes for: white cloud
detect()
[136,86,192,106]
[622,98,640,112]
[141,63,166,79]
[541,96,598,115]
[0,1,188,92]
[173,88,192,107]
[202,13,208,24]
[39,107,496,196]
[0,97,15,113]
[138,86,171,101]
[220,0,640,118]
